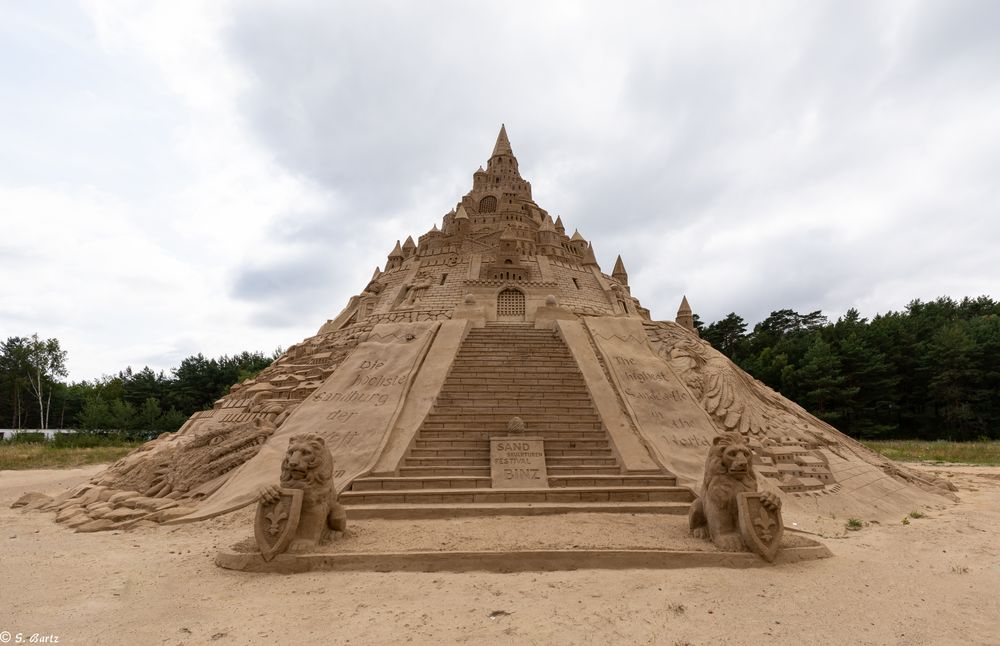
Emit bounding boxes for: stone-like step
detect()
[397,464,627,477]
[418,430,608,441]
[420,420,602,429]
[352,474,676,491]
[426,408,602,418]
[399,466,491,477]
[544,456,618,466]
[543,465,623,476]
[408,447,613,459]
[449,367,580,371]
[409,448,490,459]
[419,423,603,432]
[407,457,490,467]
[415,438,610,450]
[343,501,691,520]
[436,385,590,393]
[352,476,492,491]
[435,392,593,402]
[548,475,678,487]
[341,486,695,505]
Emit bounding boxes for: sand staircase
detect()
[343,323,695,518]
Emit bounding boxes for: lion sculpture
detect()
[689,432,781,551]
[258,433,347,553]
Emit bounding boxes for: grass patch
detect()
[0,443,139,470]
[862,440,1000,465]
[845,518,864,531]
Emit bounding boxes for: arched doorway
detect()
[496,288,525,321]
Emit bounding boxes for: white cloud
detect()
[1,0,998,379]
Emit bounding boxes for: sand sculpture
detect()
[506,417,526,435]
[254,434,347,560]
[689,432,783,560]
[23,125,956,546]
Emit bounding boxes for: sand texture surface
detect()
[2,464,998,645]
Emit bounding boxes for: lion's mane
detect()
[280,433,333,490]
[701,431,756,493]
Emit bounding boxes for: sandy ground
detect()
[1,465,999,646]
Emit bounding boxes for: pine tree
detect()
[796,337,858,423]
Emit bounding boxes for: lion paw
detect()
[691,526,710,540]
[257,485,280,504]
[714,533,745,552]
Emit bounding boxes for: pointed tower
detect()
[676,295,697,335]
[554,215,565,235]
[537,215,560,255]
[453,204,470,237]
[612,255,628,287]
[402,236,417,258]
[492,124,513,156]
[479,124,531,202]
[386,240,404,271]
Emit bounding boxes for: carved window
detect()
[479,196,497,213]
[497,288,525,320]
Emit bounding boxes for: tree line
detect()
[698,296,1000,441]
[0,337,276,439]
[4,294,997,442]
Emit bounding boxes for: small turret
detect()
[582,242,599,267]
[612,255,628,286]
[402,235,417,258]
[569,229,589,260]
[554,216,565,234]
[487,225,527,281]
[453,204,470,236]
[676,295,697,335]
[386,240,404,271]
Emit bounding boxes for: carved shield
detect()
[254,488,302,562]
[737,492,783,563]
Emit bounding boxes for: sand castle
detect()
[19,126,957,568]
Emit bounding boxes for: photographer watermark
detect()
[0,632,60,643]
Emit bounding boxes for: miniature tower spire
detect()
[386,240,404,271]
[492,124,513,156]
[612,255,628,286]
[402,235,417,258]
[676,295,697,335]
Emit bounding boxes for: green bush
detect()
[8,432,46,444]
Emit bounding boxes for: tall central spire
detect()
[492,123,513,157]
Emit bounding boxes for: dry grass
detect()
[863,440,1000,465]
[0,443,139,470]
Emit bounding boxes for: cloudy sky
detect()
[2,1,998,381]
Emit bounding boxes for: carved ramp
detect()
[343,323,695,517]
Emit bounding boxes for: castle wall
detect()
[548,260,615,316]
